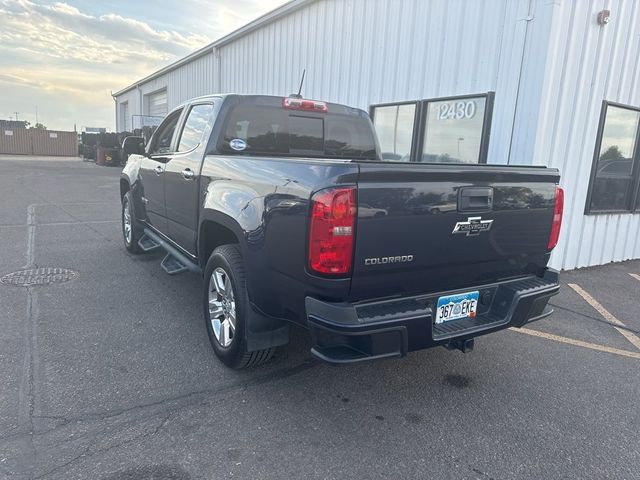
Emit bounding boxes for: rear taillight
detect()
[283,97,328,113]
[547,186,564,251]
[308,187,356,275]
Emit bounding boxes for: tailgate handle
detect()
[458,187,493,212]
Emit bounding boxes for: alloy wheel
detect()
[123,198,132,245]
[208,267,236,347]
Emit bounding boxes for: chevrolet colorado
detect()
[120,94,563,368]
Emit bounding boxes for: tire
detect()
[122,190,143,254]
[203,244,275,369]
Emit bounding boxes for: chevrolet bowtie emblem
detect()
[452,216,494,236]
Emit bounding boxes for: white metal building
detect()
[113,0,640,271]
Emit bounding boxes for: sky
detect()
[0,0,287,131]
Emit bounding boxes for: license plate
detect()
[435,291,479,324]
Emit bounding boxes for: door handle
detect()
[181,168,195,180]
[458,186,493,212]
[154,165,164,175]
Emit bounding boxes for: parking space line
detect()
[1,220,119,228]
[568,283,640,352]
[629,273,640,282]
[510,328,640,360]
[37,220,120,226]
[25,204,36,268]
[31,201,112,207]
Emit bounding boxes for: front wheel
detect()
[203,245,275,369]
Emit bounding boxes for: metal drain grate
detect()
[0,268,78,287]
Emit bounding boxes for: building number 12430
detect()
[437,100,477,120]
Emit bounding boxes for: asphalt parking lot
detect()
[1,156,639,480]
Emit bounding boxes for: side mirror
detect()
[122,136,146,156]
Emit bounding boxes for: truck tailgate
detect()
[350,163,560,301]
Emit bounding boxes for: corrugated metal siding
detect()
[533,0,640,270]
[31,130,77,156]
[218,0,531,168]
[115,89,140,132]
[0,129,77,156]
[155,54,214,106]
[0,129,33,155]
[115,53,218,130]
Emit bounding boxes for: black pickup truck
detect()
[120,94,563,368]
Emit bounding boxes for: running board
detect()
[138,233,161,252]
[142,228,201,275]
[161,254,188,275]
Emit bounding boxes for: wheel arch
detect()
[120,175,131,200]
[198,212,244,269]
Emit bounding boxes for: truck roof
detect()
[174,94,368,116]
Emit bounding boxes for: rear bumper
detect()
[305,269,560,364]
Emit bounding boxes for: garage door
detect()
[147,90,168,117]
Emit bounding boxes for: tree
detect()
[599,145,624,162]
[31,122,46,130]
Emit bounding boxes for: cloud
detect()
[0,0,286,130]
[0,68,132,101]
[0,0,210,67]
[178,0,285,30]
[0,0,213,129]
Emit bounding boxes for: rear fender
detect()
[202,180,264,234]
[199,196,289,351]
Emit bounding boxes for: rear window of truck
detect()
[219,99,378,160]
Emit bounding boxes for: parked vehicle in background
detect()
[120,94,563,369]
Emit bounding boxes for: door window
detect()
[177,104,214,152]
[149,109,182,155]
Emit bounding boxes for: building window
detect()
[586,102,640,214]
[422,95,489,164]
[370,93,493,164]
[370,102,417,161]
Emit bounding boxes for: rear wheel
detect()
[122,191,143,254]
[203,245,275,368]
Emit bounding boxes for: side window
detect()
[177,104,214,152]
[149,109,182,155]
[371,103,416,161]
[587,103,640,213]
[421,95,488,164]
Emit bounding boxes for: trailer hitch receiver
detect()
[445,338,475,353]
